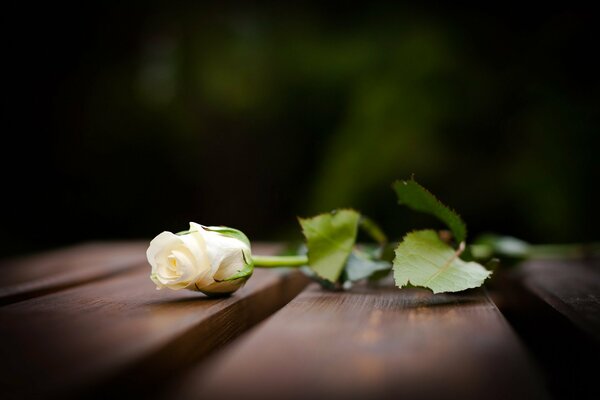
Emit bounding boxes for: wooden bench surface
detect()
[0,242,598,399]
[516,258,600,341]
[169,283,547,400]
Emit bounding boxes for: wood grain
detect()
[170,281,549,400]
[0,244,308,399]
[0,241,147,304]
[516,257,600,341]
[488,258,600,399]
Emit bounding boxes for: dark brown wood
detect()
[0,244,308,399]
[9,242,592,400]
[516,257,600,341]
[0,241,147,304]
[168,281,549,400]
[488,258,600,400]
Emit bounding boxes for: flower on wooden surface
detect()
[147,222,253,296]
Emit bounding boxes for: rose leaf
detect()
[393,230,491,294]
[393,179,467,244]
[299,209,360,282]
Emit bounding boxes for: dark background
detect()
[2,2,599,257]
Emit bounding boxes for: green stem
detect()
[253,254,308,268]
[528,242,600,259]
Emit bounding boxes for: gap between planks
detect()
[0,241,148,305]
[166,281,550,400]
[489,257,600,400]
[0,243,308,399]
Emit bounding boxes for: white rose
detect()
[147,222,253,296]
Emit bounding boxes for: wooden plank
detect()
[0,241,147,304]
[516,257,600,341]
[169,281,549,400]
[0,245,308,399]
[488,259,600,400]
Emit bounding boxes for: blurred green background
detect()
[3,2,599,256]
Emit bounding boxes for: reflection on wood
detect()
[0,242,147,304]
[0,244,308,398]
[170,281,549,400]
[517,258,600,341]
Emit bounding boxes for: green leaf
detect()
[299,209,360,282]
[344,251,391,282]
[358,216,388,245]
[299,266,343,291]
[393,179,467,244]
[393,230,491,294]
[472,234,530,259]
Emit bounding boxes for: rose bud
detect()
[147,222,253,296]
